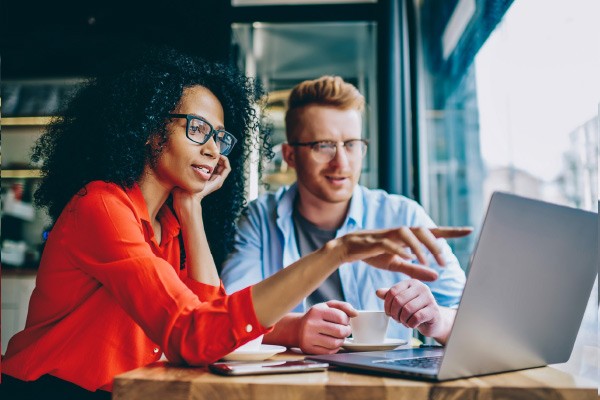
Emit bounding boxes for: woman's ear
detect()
[146,134,163,151]
[281,143,296,169]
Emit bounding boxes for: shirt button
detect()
[153,348,159,354]
[245,324,253,333]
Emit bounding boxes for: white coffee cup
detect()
[236,334,264,352]
[350,310,390,344]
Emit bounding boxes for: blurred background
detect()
[2,0,598,379]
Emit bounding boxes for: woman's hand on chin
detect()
[172,155,231,218]
[197,155,231,201]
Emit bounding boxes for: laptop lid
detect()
[308,192,598,381]
[437,192,597,380]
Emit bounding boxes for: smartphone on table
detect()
[209,359,329,376]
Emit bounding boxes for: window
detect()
[415,0,598,267]
[415,0,598,378]
[231,21,378,197]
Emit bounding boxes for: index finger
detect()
[220,154,231,169]
[325,300,358,318]
[429,226,473,238]
[218,154,232,174]
[379,255,439,281]
[393,228,428,266]
[392,262,439,281]
[411,227,445,266]
[322,305,355,325]
[210,155,231,181]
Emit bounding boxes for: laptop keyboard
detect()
[376,356,442,370]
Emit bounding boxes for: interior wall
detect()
[0,0,232,80]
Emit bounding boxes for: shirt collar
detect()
[125,184,181,239]
[345,184,364,229]
[276,182,365,230]
[276,183,298,220]
[157,205,181,239]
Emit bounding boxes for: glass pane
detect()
[231,21,377,197]
[417,0,599,267]
[416,0,599,380]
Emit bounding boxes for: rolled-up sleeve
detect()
[183,278,227,302]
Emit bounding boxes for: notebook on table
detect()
[308,192,598,381]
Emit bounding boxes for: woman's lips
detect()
[192,164,213,180]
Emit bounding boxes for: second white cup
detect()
[350,310,390,344]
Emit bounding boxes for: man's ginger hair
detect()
[285,76,365,141]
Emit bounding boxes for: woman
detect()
[1,47,464,398]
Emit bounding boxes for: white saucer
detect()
[221,345,287,361]
[342,338,407,352]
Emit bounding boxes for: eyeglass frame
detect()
[288,139,369,162]
[167,113,238,156]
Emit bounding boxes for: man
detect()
[221,76,466,354]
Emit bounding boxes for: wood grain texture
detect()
[112,353,597,400]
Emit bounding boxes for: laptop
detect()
[308,192,598,381]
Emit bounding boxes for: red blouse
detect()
[2,181,269,392]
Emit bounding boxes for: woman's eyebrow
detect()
[188,113,226,130]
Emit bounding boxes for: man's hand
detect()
[253,227,469,332]
[376,280,454,344]
[298,300,358,355]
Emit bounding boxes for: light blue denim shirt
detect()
[221,184,466,341]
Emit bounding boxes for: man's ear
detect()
[281,143,296,169]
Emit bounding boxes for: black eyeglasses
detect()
[288,139,368,163]
[167,113,237,156]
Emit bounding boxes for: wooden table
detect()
[112,352,597,400]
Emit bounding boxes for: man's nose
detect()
[329,143,351,167]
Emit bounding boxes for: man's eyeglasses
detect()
[288,139,368,163]
[168,113,237,156]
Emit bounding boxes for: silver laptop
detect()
[308,192,598,381]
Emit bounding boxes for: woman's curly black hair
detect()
[31,46,273,270]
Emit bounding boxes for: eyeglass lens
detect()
[312,141,367,162]
[187,118,235,155]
